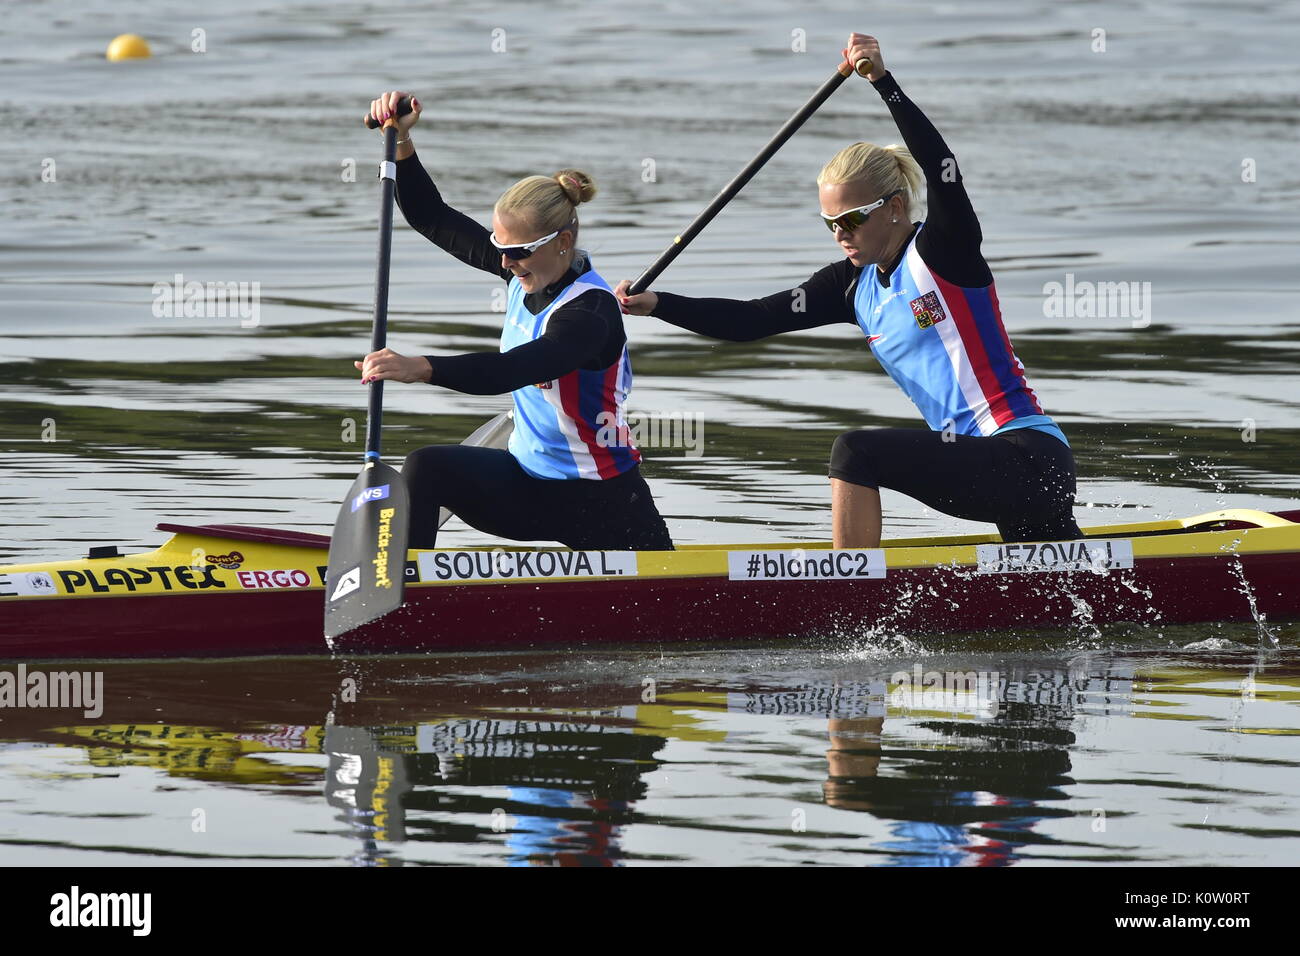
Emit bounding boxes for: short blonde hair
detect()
[817,143,922,220]
[495,168,597,236]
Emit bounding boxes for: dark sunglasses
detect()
[820,191,900,234]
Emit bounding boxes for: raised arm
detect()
[870,72,989,286]
[395,152,511,281]
[842,36,992,287]
[366,90,510,281]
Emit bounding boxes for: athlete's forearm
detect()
[424,308,606,394]
[651,293,800,341]
[424,342,583,395]
[653,262,856,341]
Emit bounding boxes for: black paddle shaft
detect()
[627,63,868,296]
[361,96,414,459]
[364,123,400,461]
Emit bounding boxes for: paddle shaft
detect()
[364,123,399,461]
[627,59,871,296]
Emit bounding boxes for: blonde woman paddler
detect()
[617,35,1081,548]
[357,91,672,551]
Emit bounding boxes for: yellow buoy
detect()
[106,34,151,61]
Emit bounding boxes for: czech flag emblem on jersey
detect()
[910,291,948,329]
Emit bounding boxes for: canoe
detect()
[1,507,1297,659]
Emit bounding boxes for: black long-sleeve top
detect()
[394,153,627,394]
[652,71,993,340]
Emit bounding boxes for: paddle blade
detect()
[463,408,515,449]
[324,461,409,640]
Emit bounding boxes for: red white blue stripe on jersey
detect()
[854,226,1065,445]
[551,341,639,479]
[502,263,642,480]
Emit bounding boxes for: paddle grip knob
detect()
[854,57,873,78]
[365,95,414,130]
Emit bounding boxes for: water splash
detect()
[1064,587,1103,644]
[1217,534,1279,648]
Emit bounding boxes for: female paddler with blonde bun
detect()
[356,91,673,552]
[617,34,1082,548]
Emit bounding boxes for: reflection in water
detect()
[3,646,1297,865]
[733,671,1120,865]
[324,716,666,867]
[51,722,326,784]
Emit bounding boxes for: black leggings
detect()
[829,427,1083,542]
[402,445,674,551]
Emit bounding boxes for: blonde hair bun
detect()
[554,169,597,205]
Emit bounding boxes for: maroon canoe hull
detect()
[2,550,1295,660]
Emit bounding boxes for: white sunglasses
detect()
[489,218,576,260]
[820,192,898,233]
